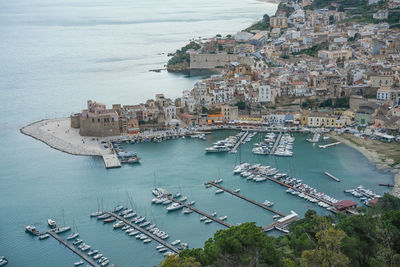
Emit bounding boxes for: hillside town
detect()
[71,0,400,145]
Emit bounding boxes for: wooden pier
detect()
[318,142,341,149]
[270,132,283,154]
[107,212,180,254]
[47,231,101,267]
[166,197,231,228]
[324,172,340,182]
[205,182,286,217]
[230,131,249,153]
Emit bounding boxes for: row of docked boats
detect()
[232,162,340,211]
[205,132,245,153]
[344,185,382,205]
[252,132,276,155]
[151,188,196,212]
[71,236,110,267]
[274,133,294,157]
[113,144,141,164]
[190,134,206,140]
[252,132,294,156]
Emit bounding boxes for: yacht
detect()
[205,145,230,153]
[183,208,193,214]
[113,221,124,229]
[172,192,181,198]
[156,244,164,250]
[200,216,207,221]
[72,239,83,245]
[81,245,91,251]
[215,189,224,194]
[97,213,111,220]
[135,217,146,224]
[214,178,223,184]
[90,211,103,217]
[158,247,168,252]
[218,216,228,221]
[171,240,181,246]
[123,213,136,219]
[25,225,39,235]
[143,238,152,243]
[179,196,188,202]
[88,250,98,256]
[47,219,56,228]
[67,232,79,240]
[188,200,195,205]
[54,226,71,234]
[93,254,103,260]
[113,205,124,212]
[101,260,110,266]
[205,219,212,224]
[103,217,116,223]
[74,260,84,266]
[140,221,150,227]
[166,203,183,211]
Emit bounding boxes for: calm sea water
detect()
[0,1,394,266]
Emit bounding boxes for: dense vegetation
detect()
[160,194,400,267]
[302,97,349,109]
[245,14,271,32]
[292,43,327,57]
[167,42,201,66]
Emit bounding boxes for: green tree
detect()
[159,255,201,267]
[301,227,350,267]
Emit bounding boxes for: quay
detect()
[324,172,340,182]
[270,132,283,154]
[230,131,249,153]
[263,211,299,232]
[103,142,121,169]
[47,231,101,267]
[205,181,286,217]
[166,197,231,228]
[379,183,394,187]
[318,142,341,149]
[106,212,180,254]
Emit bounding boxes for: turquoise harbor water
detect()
[0,0,395,266]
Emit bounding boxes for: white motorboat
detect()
[200,216,207,221]
[93,254,103,260]
[55,226,71,234]
[263,200,274,207]
[67,232,79,240]
[179,196,188,202]
[72,239,83,245]
[205,219,212,224]
[38,234,49,240]
[113,221,124,229]
[74,260,84,266]
[166,203,183,211]
[211,211,217,217]
[188,200,195,205]
[47,219,56,228]
[218,216,228,221]
[171,240,181,246]
[90,211,103,217]
[113,205,124,212]
[183,208,193,214]
[143,238,152,243]
[215,189,224,194]
[88,250,98,256]
[156,244,164,250]
[214,178,223,184]
[234,188,240,193]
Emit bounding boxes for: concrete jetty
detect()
[107,212,179,253]
[230,131,249,153]
[166,197,231,228]
[318,142,341,149]
[47,231,101,267]
[270,132,283,154]
[324,171,340,182]
[263,211,299,232]
[205,181,286,217]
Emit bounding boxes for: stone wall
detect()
[79,116,120,137]
[70,114,80,129]
[190,54,253,69]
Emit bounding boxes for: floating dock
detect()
[107,212,179,254]
[270,132,283,154]
[102,154,121,169]
[166,197,231,228]
[47,231,101,267]
[205,181,286,217]
[379,183,394,187]
[230,131,249,153]
[318,142,341,149]
[263,211,299,232]
[324,172,340,182]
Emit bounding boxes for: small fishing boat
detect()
[47,219,56,228]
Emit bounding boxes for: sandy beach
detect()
[329,133,400,198]
[20,118,112,156]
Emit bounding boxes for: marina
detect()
[47,231,101,267]
[105,212,180,254]
[270,132,283,155]
[205,181,286,217]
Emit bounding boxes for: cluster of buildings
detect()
[72,1,400,137]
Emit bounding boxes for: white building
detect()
[258,85,271,102]
[163,105,177,121]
